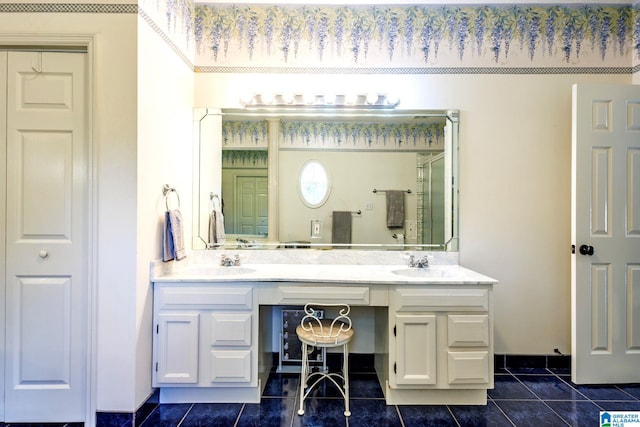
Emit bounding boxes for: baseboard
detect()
[494,353,571,371]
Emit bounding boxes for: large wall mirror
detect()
[193,108,459,251]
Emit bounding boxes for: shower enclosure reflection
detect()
[193,108,459,251]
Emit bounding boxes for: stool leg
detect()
[297,342,307,416]
[343,342,351,417]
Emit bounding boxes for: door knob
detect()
[39,250,49,259]
[579,244,594,256]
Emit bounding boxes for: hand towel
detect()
[332,211,352,246]
[386,190,405,228]
[208,208,226,246]
[168,209,186,260]
[162,211,175,262]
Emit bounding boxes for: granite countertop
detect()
[152,251,497,285]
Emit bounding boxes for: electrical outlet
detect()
[365,202,374,210]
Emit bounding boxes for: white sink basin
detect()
[391,267,458,278]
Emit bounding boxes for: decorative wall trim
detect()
[221,119,445,151]
[196,65,633,75]
[139,8,194,70]
[195,4,639,71]
[0,3,137,13]
[222,150,268,168]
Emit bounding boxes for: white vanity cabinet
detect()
[386,285,493,405]
[151,260,496,405]
[152,283,258,392]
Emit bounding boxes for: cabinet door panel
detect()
[210,350,252,384]
[395,314,436,385]
[156,313,199,384]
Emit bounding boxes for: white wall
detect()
[136,17,195,410]
[194,71,631,355]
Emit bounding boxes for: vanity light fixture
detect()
[239,92,399,110]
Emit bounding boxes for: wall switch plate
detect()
[311,220,322,238]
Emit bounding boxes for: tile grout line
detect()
[507,368,576,427]
[394,404,407,427]
[176,403,195,427]
[233,403,246,427]
[488,395,518,427]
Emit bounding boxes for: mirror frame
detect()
[193,108,459,251]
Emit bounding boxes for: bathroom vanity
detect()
[151,251,496,406]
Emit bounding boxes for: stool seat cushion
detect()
[296,319,354,347]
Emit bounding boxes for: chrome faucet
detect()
[220,254,241,267]
[408,255,429,268]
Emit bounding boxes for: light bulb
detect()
[240,92,254,106]
[303,93,316,105]
[282,92,294,104]
[324,93,336,104]
[366,92,379,105]
[386,93,399,106]
[345,93,358,105]
[260,93,274,105]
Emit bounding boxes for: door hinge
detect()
[393,325,396,336]
[155,362,158,372]
[156,324,159,334]
[393,362,397,374]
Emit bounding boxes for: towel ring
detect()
[210,193,221,211]
[163,184,180,210]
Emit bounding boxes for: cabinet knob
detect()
[39,250,49,259]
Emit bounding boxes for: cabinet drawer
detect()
[447,315,489,347]
[394,288,488,312]
[447,351,489,384]
[276,286,369,305]
[156,286,252,310]
[210,350,252,384]
[210,313,252,346]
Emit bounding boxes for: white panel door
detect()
[571,84,640,384]
[236,176,268,236]
[4,51,87,421]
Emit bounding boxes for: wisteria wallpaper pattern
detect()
[221,120,445,151]
[194,4,640,69]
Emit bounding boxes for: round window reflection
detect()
[298,160,330,208]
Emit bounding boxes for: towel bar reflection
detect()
[162,184,180,210]
[372,189,411,194]
[210,193,221,210]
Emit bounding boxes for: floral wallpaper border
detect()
[3,2,637,73]
[222,150,268,168]
[195,3,640,71]
[222,120,445,151]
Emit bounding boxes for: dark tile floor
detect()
[137,366,640,427]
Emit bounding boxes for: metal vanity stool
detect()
[296,303,354,417]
